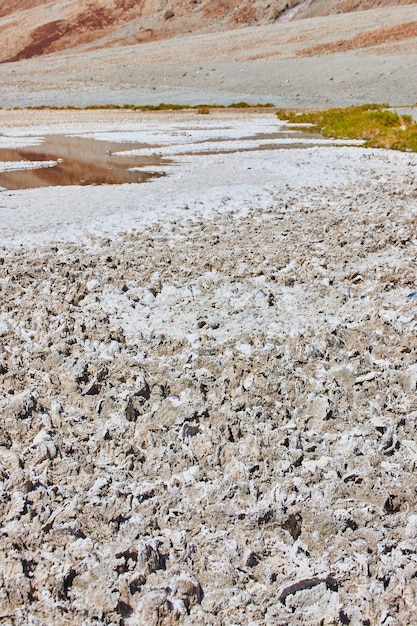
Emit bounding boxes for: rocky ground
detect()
[0,109,417,623]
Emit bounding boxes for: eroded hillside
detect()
[1,0,416,63]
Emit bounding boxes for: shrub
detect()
[276,104,417,152]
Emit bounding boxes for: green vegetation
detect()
[276,104,417,152]
[227,101,273,108]
[17,101,274,112]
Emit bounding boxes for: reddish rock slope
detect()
[1,0,417,63]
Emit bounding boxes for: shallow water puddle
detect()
[0,126,343,190]
[0,135,165,190]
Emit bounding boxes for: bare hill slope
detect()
[1,0,417,63]
[1,2,417,108]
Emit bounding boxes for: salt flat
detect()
[0,109,409,246]
[1,0,417,621]
[1,109,417,624]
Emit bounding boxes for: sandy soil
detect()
[0,108,417,624]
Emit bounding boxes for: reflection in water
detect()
[0,127,333,191]
[0,135,165,190]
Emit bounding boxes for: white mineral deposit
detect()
[0,108,416,624]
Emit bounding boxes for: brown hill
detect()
[1,0,417,63]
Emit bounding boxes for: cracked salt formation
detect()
[0,111,417,624]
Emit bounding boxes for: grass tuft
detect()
[276,104,417,152]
